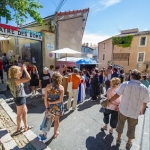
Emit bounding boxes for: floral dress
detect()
[47,84,64,116]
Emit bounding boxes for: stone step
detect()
[0,129,19,150]
[0,98,51,150]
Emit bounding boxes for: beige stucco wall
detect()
[2,38,15,54]
[98,38,112,69]
[58,17,83,58]
[42,31,55,68]
[113,35,150,74]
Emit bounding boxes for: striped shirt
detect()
[116,80,149,119]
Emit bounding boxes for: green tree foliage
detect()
[112,35,133,48]
[0,0,43,25]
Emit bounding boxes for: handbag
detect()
[40,112,55,133]
[67,75,73,92]
[100,98,109,108]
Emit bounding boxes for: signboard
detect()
[0,23,42,41]
[47,43,54,50]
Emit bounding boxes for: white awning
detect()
[0,36,10,41]
[57,57,82,62]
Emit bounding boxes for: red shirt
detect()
[0,60,3,70]
[27,65,32,73]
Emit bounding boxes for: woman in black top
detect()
[30,65,39,97]
[99,70,104,98]
[119,70,125,83]
[90,69,100,100]
[39,67,51,100]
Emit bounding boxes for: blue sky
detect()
[1,0,150,44]
[37,0,150,44]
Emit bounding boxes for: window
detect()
[139,36,147,46]
[103,43,105,49]
[103,54,105,60]
[137,52,145,62]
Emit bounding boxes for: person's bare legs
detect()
[22,104,28,129]
[16,105,23,131]
[54,115,60,138]
[117,133,122,140]
[32,86,35,95]
[35,86,37,96]
[127,138,132,144]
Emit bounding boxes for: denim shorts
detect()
[14,97,26,106]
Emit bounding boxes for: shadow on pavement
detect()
[86,131,119,150]
[77,99,100,111]
[45,136,55,145]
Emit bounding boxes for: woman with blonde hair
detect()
[44,72,64,138]
[7,64,32,133]
[101,77,121,134]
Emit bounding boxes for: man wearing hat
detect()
[39,67,51,100]
[67,68,81,110]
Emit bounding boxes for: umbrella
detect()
[51,48,81,54]
[51,48,81,64]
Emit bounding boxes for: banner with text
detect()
[0,23,42,41]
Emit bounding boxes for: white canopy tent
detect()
[57,57,81,62]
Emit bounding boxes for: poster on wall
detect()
[47,43,54,50]
[22,44,31,61]
[138,53,144,62]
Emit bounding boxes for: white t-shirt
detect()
[48,70,54,78]
[116,80,149,119]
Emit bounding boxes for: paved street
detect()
[1,82,149,150]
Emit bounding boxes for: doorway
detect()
[30,42,43,75]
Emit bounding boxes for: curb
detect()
[141,102,150,150]
[0,129,19,150]
[0,98,51,150]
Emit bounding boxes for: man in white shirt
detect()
[108,69,149,149]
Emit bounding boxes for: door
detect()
[30,42,43,75]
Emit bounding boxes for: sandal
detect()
[23,126,33,132]
[116,138,122,146]
[109,128,113,134]
[53,130,60,138]
[12,126,25,136]
[126,142,132,149]
[101,125,107,131]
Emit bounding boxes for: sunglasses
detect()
[116,83,120,85]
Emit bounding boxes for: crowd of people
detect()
[0,53,150,149]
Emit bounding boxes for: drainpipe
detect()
[52,19,59,67]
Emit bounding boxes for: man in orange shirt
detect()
[67,68,81,110]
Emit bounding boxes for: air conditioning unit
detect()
[138,63,142,68]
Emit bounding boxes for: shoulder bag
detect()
[67,75,73,93]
